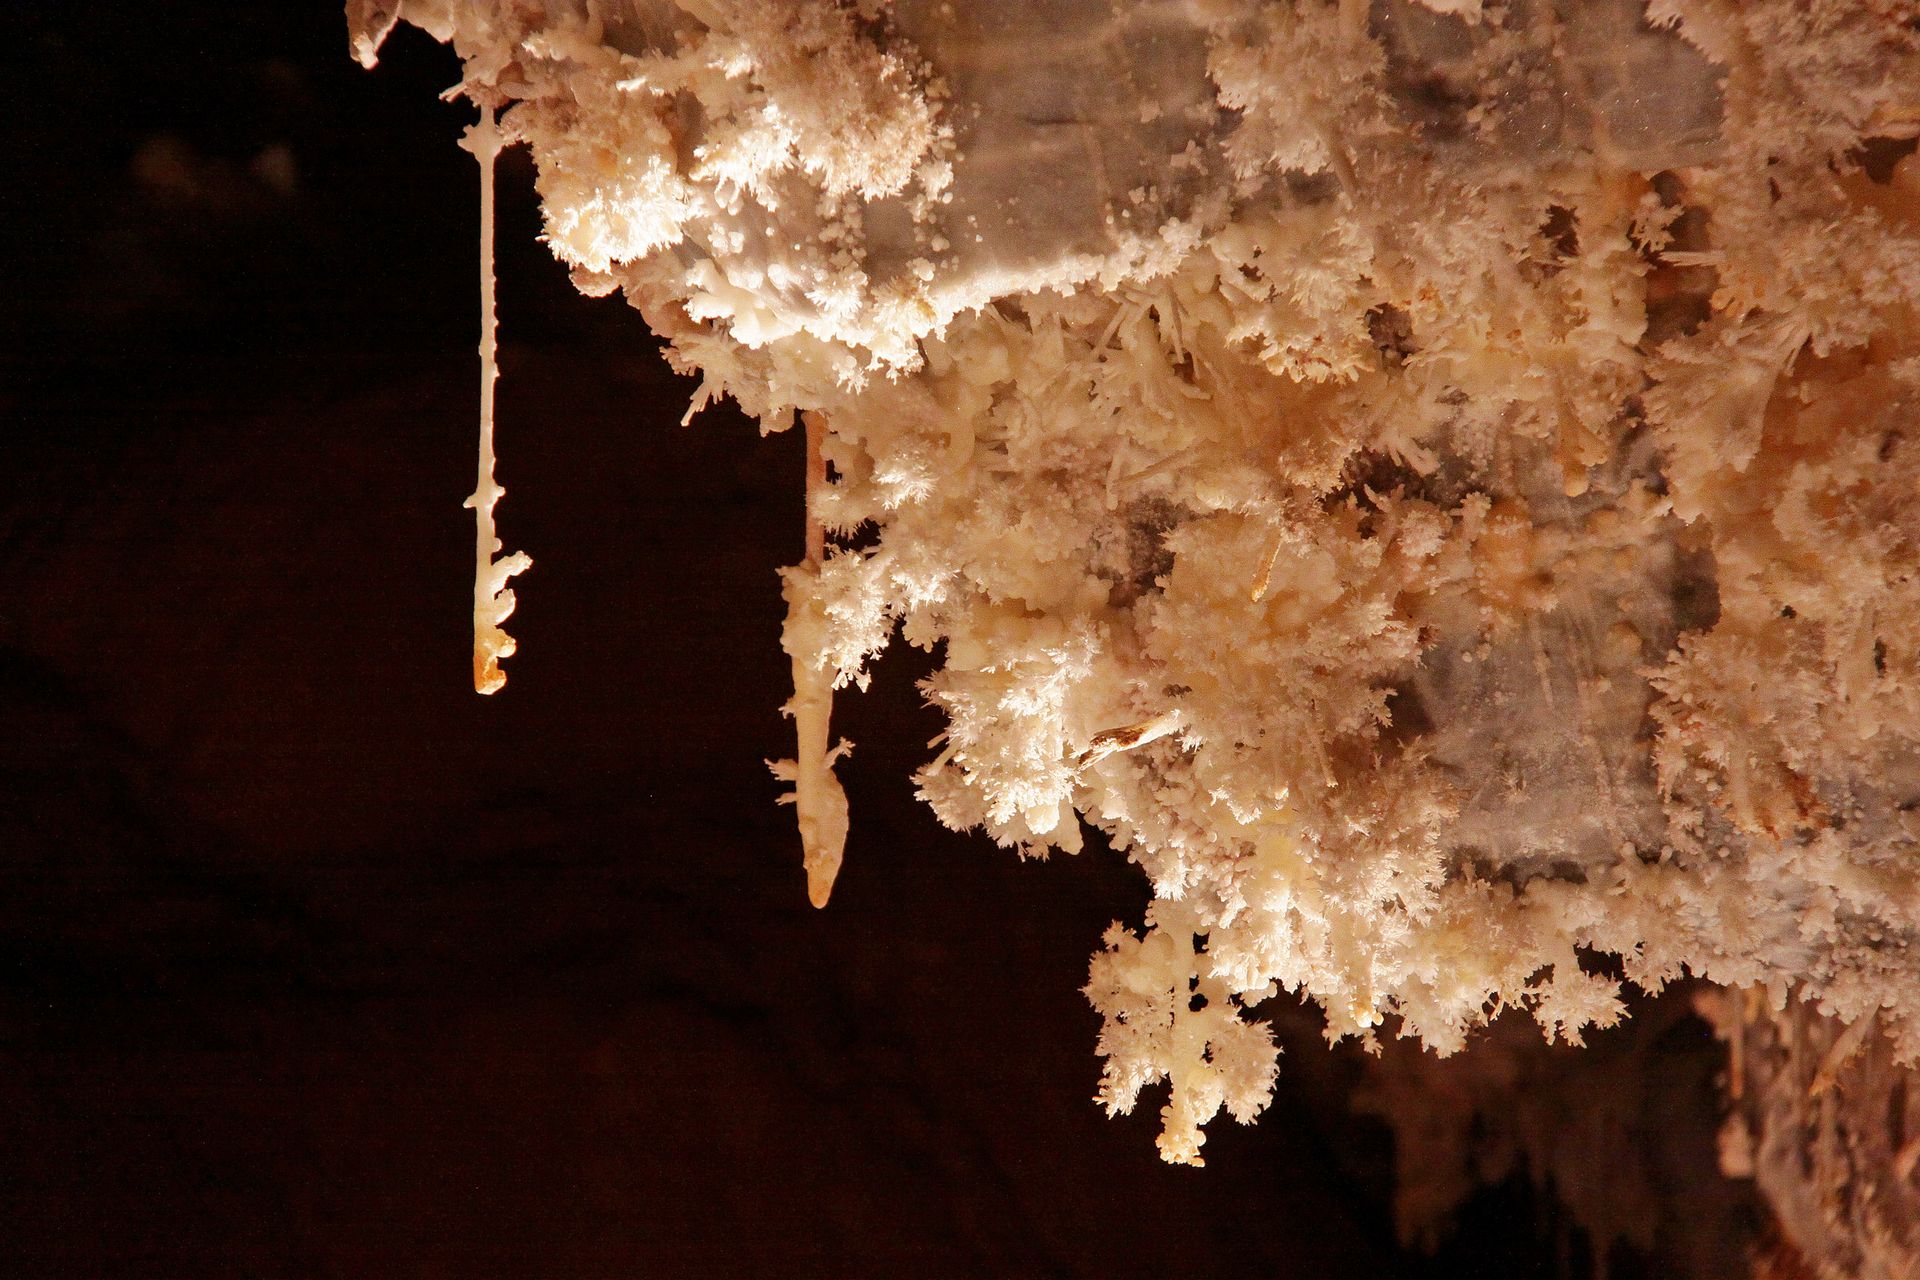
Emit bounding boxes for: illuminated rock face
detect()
[354,0,1920,1186]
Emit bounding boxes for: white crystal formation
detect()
[355,0,1920,1167]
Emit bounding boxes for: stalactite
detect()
[772,410,850,908]
[458,108,531,696]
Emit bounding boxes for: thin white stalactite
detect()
[460,109,530,695]
[774,410,850,908]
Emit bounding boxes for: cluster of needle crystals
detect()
[355,0,1920,1167]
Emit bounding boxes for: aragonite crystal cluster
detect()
[352,0,1920,1172]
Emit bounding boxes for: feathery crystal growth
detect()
[356,0,1920,1170]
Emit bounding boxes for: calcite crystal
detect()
[352,0,1920,1187]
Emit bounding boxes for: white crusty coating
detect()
[357,0,1920,1168]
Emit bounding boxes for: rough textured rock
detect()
[353,0,1920,1186]
[1706,993,1920,1279]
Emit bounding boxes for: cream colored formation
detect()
[354,0,1920,1170]
[459,108,534,695]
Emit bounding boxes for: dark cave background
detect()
[0,5,1760,1277]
